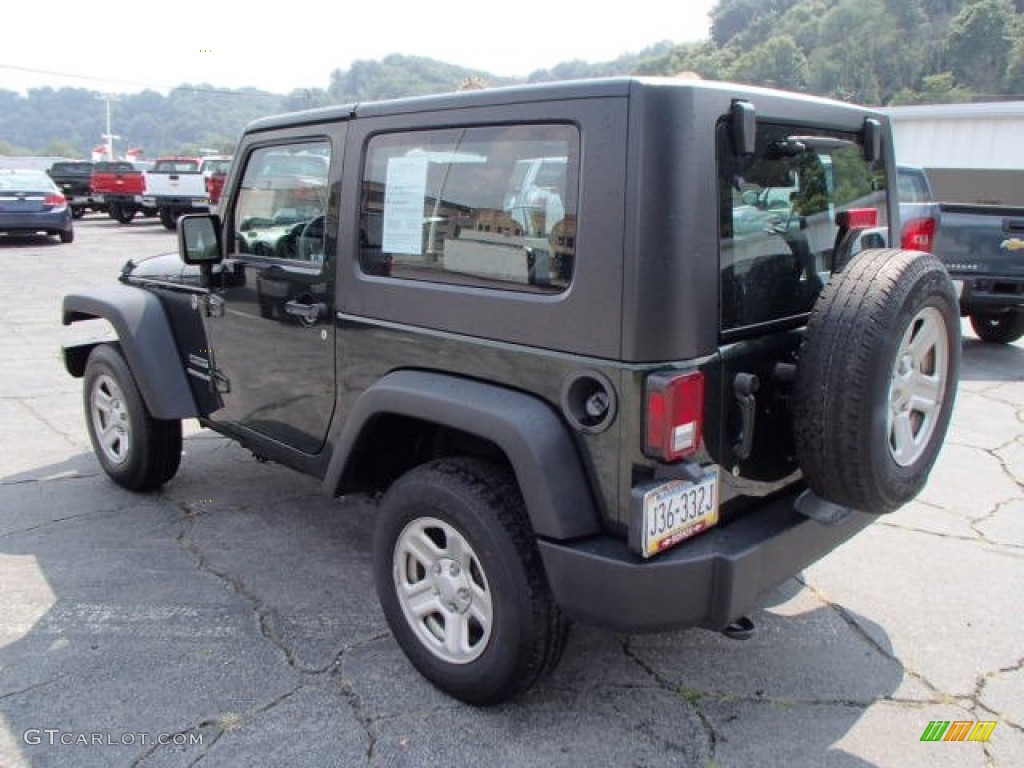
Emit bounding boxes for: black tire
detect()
[970,310,1024,344]
[71,207,86,220]
[59,227,74,244]
[112,205,135,224]
[794,248,960,514]
[83,344,182,491]
[373,457,568,705]
[159,208,177,230]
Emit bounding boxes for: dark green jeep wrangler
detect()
[63,78,960,705]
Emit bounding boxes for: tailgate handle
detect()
[732,373,760,461]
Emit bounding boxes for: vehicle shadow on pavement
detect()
[1,437,904,768]
[959,336,1024,382]
[0,235,63,248]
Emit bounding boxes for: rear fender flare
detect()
[323,370,602,541]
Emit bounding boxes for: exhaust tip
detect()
[721,616,755,640]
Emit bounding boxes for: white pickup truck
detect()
[143,155,231,229]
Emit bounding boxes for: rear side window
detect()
[718,123,887,331]
[360,124,580,293]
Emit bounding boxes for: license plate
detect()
[641,470,718,558]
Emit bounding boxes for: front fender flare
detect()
[62,284,198,420]
[323,370,602,541]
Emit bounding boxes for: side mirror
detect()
[731,100,756,157]
[179,214,223,265]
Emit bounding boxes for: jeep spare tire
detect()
[794,248,960,514]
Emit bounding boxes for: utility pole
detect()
[97,94,121,160]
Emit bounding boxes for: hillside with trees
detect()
[1,0,1020,158]
[639,0,1024,104]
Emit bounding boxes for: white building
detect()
[881,101,1024,206]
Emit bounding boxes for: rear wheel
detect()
[970,310,1024,344]
[71,207,86,220]
[112,205,135,224]
[373,457,567,705]
[59,227,74,244]
[83,344,182,491]
[794,249,960,514]
[159,208,178,230]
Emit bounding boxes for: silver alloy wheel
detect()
[90,373,132,466]
[888,306,949,467]
[392,516,493,664]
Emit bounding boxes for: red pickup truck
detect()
[90,161,155,224]
[205,168,228,210]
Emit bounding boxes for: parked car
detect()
[143,155,233,228]
[63,77,960,705]
[47,161,104,218]
[935,202,1024,343]
[896,164,939,252]
[91,161,155,224]
[895,165,1022,343]
[0,169,74,243]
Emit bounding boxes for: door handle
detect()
[284,301,326,323]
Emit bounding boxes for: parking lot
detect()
[0,215,1021,767]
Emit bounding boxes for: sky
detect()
[1,1,716,96]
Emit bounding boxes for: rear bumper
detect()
[67,194,103,207]
[146,196,210,212]
[103,194,144,205]
[0,210,72,233]
[955,274,1024,313]
[538,488,872,633]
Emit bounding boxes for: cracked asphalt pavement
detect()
[1,218,1022,767]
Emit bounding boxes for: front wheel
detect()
[83,344,182,491]
[373,458,567,705]
[970,310,1024,344]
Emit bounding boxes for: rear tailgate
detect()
[935,203,1024,309]
[937,204,1024,274]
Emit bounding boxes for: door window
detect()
[232,142,331,264]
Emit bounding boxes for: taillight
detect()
[902,217,936,252]
[44,193,66,207]
[644,370,705,461]
[836,207,878,229]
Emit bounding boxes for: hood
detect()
[119,252,201,284]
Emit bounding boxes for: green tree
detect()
[0,138,30,156]
[946,0,1017,94]
[890,72,976,103]
[710,0,799,47]
[1006,38,1024,89]
[727,36,810,90]
[42,139,82,158]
